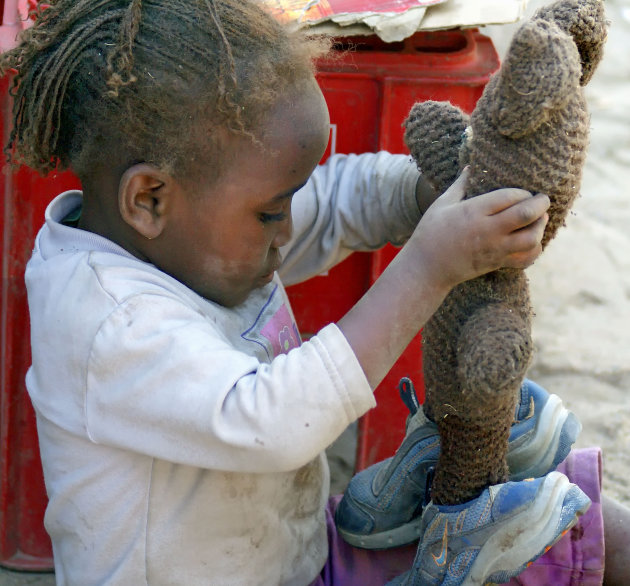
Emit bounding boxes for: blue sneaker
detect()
[334,379,581,549]
[386,471,591,585]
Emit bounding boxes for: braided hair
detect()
[0,0,326,181]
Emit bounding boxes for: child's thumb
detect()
[439,167,470,203]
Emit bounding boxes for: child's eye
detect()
[259,211,287,224]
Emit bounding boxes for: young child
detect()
[1,0,622,584]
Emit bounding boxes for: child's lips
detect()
[258,264,280,284]
[259,273,275,285]
[256,248,282,286]
[259,255,282,283]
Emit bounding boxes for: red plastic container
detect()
[0,27,498,570]
[0,75,81,571]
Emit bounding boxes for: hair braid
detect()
[2,1,127,172]
[106,0,142,97]
[35,19,121,165]
[204,0,236,89]
[0,0,329,179]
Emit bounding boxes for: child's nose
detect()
[272,215,293,248]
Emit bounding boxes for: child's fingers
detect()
[503,243,544,269]
[467,187,532,217]
[511,212,548,246]
[486,192,550,232]
[473,189,550,224]
[502,214,548,268]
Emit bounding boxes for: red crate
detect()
[0,27,498,570]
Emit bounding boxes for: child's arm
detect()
[279,152,424,285]
[337,169,550,389]
[62,290,372,473]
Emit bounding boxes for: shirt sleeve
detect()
[278,152,422,286]
[84,293,375,473]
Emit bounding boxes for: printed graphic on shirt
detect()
[241,285,301,360]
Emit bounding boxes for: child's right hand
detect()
[409,168,550,292]
[337,168,550,389]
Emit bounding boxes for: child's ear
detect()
[118,164,173,239]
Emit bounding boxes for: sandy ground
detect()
[1,1,628,584]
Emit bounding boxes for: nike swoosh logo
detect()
[432,523,448,566]
[513,395,535,424]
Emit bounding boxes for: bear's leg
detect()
[429,303,532,505]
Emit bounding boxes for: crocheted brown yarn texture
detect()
[403,0,607,505]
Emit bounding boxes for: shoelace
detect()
[399,377,420,415]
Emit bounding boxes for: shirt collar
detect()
[37,190,138,261]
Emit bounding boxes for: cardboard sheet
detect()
[259,0,528,42]
[262,0,446,25]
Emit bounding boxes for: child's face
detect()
[159,79,330,307]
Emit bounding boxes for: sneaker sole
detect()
[466,471,591,586]
[337,513,425,550]
[507,393,581,481]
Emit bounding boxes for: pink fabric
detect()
[312,447,605,586]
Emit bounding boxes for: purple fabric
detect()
[311,447,605,586]
[507,447,604,586]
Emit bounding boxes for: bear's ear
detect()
[534,0,607,86]
[491,19,581,139]
[404,100,470,195]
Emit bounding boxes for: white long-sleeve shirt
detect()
[25,152,421,586]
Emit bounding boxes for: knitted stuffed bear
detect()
[403,0,607,505]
